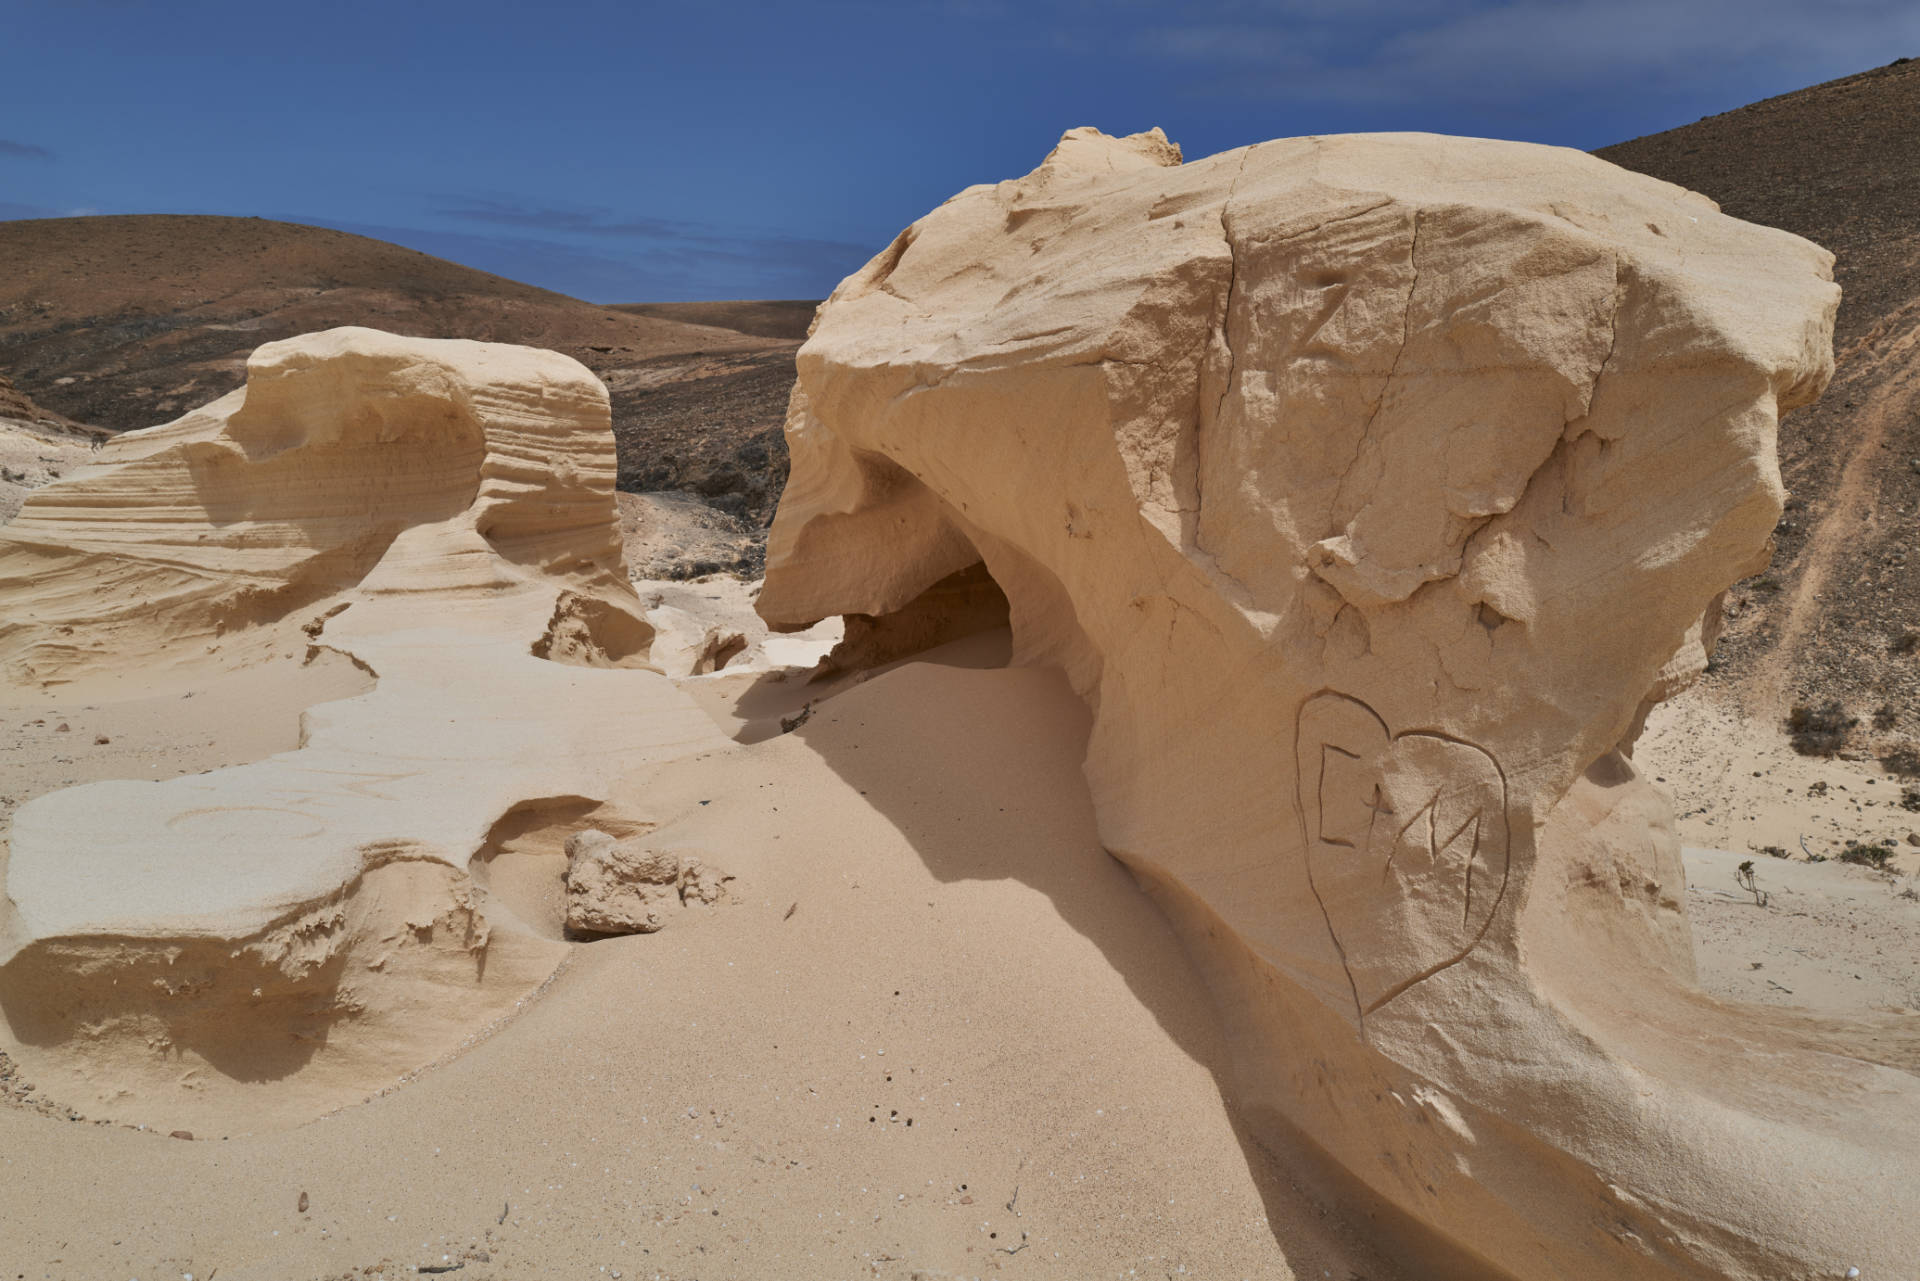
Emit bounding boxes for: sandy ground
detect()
[1640,682,1920,875]
[2,587,1914,1278]
[0,416,99,524]
[1683,846,1920,1014]
[0,634,1395,1281]
[1640,681,1920,1017]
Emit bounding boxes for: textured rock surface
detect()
[818,562,1011,677]
[758,129,1917,1278]
[562,828,733,935]
[0,328,735,1123]
[627,575,842,681]
[563,829,679,934]
[643,602,748,677]
[0,326,652,687]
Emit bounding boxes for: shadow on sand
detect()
[697,628,1405,1278]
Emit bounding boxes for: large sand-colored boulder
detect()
[0,326,659,686]
[0,329,732,1124]
[757,130,1918,1278]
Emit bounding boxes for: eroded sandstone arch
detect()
[757,128,1916,1278]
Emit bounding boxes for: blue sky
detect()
[3,0,1915,302]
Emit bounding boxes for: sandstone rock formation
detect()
[562,828,734,935]
[0,326,652,687]
[757,129,1918,1278]
[642,602,749,677]
[626,574,842,684]
[0,328,736,1124]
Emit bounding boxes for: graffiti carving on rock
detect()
[1297,692,1511,1018]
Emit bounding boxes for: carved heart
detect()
[1296,691,1510,1018]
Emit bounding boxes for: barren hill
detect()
[0,371,74,431]
[0,215,778,425]
[610,299,817,341]
[0,216,808,560]
[1600,57,1920,749]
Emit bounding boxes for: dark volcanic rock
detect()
[609,349,798,532]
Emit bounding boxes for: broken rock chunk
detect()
[562,829,734,934]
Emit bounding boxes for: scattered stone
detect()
[678,857,731,906]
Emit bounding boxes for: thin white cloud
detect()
[1138,0,1920,106]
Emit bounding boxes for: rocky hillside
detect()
[13,61,1915,620]
[0,216,811,566]
[0,370,75,431]
[1601,58,1920,760]
[0,371,106,524]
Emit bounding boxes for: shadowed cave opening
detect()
[811,560,1011,679]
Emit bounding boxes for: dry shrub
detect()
[1787,701,1856,756]
[1880,740,1920,778]
[1839,841,1896,871]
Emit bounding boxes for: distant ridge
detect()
[9,60,1914,626]
[612,300,818,342]
[1600,57,1920,734]
[0,215,806,551]
[0,214,774,432]
[0,370,79,431]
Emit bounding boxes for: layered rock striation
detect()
[0,329,733,1124]
[757,129,1916,1278]
[0,326,651,686]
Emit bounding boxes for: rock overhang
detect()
[753,127,1913,1280]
